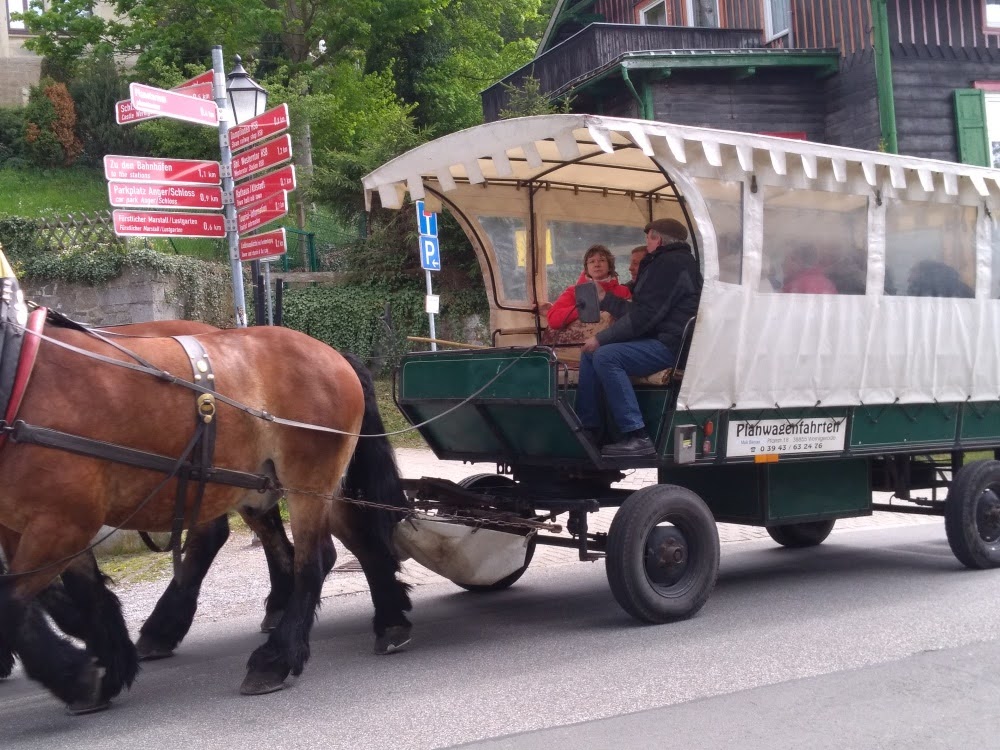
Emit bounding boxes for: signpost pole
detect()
[212,45,247,328]
[424,270,437,351]
[263,261,274,325]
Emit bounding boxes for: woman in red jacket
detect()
[545,244,632,330]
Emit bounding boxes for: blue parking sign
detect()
[420,235,441,271]
[415,200,438,237]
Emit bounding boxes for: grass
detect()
[0,165,110,216]
[375,377,426,450]
[99,549,172,585]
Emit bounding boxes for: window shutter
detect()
[954,89,991,167]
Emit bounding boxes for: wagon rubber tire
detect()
[765,520,836,548]
[945,459,1000,569]
[453,474,534,593]
[606,484,720,623]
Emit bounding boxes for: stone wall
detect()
[22,268,194,325]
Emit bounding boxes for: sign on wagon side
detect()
[108,182,224,210]
[129,82,219,127]
[112,210,226,238]
[228,104,291,152]
[239,228,287,262]
[230,134,292,181]
[103,156,221,185]
[236,191,288,235]
[233,165,297,210]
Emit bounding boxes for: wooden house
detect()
[482,1,1000,167]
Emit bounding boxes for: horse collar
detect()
[0,306,46,453]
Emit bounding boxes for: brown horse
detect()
[0,318,412,712]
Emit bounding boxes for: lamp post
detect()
[211,46,270,328]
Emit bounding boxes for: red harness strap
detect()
[0,307,47,452]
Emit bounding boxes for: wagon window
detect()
[694,177,743,284]
[543,221,645,300]
[760,187,868,295]
[478,215,528,303]
[884,202,976,298]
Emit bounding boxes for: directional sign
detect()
[239,228,287,262]
[108,181,223,210]
[130,82,219,127]
[229,104,290,153]
[113,210,226,238]
[415,200,438,237]
[103,155,220,185]
[237,191,288,235]
[231,134,293,182]
[233,165,296,210]
[116,73,214,125]
[419,235,441,271]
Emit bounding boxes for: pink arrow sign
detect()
[113,210,226,238]
[108,181,223,210]
[130,82,219,127]
[239,228,287,262]
[117,74,214,125]
[237,191,288,235]
[231,134,292,181]
[234,165,296,210]
[104,155,220,185]
[229,104,290,153]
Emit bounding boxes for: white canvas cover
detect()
[363,115,1000,411]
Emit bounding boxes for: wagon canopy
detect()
[363,114,1000,411]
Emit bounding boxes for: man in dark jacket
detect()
[577,218,702,457]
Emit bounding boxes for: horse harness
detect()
[0,311,277,581]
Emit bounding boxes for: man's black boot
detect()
[601,430,655,457]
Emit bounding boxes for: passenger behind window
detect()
[545,244,631,330]
[781,245,837,294]
[906,260,974,298]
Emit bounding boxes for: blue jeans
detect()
[575,339,675,435]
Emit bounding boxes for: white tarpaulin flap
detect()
[680,280,998,411]
[393,517,531,586]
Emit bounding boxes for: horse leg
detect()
[0,526,17,679]
[241,496,329,696]
[59,552,139,705]
[135,515,231,661]
[242,504,336,634]
[0,521,105,712]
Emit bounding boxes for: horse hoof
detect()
[240,671,286,696]
[259,610,283,633]
[65,661,106,715]
[66,699,111,716]
[135,635,175,662]
[374,625,412,655]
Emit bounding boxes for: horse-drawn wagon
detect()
[364,113,1000,623]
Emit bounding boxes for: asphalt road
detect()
[2,522,999,750]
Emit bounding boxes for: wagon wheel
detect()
[606,484,719,623]
[765,520,836,548]
[945,460,1000,569]
[453,474,536,593]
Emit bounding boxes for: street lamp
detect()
[225,55,270,324]
[226,55,268,125]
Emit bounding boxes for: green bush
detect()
[136,118,218,162]
[0,215,41,260]
[0,108,25,165]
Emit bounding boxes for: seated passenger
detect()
[625,245,648,292]
[546,244,631,330]
[907,260,974,298]
[782,246,837,294]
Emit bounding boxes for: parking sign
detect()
[420,236,441,271]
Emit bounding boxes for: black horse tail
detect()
[341,352,409,569]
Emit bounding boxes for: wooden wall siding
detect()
[823,50,881,150]
[649,69,827,138]
[719,0,765,28]
[793,0,872,54]
[892,56,1000,161]
[595,0,637,24]
[482,23,764,121]
[888,0,1000,49]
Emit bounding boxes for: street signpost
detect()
[112,210,226,238]
[233,164,296,210]
[237,191,288,235]
[108,182,223,210]
[228,104,290,152]
[129,82,220,127]
[239,227,287,262]
[115,72,215,126]
[230,134,293,181]
[103,156,221,185]
[415,200,441,350]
